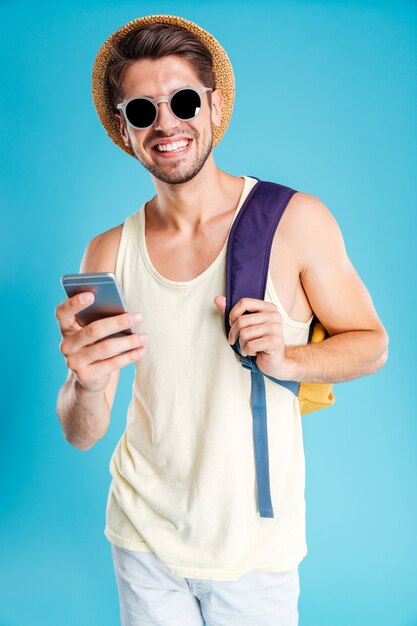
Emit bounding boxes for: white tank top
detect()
[104,175,314,581]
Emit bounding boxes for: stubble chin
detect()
[133,133,213,185]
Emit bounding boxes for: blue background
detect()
[1,1,416,625]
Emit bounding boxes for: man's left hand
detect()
[214,296,292,380]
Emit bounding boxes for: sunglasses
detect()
[116,85,213,130]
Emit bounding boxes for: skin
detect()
[55,54,388,450]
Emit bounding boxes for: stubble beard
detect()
[133,128,214,185]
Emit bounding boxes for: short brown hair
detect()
[106,23,216,112]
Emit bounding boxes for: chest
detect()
[145,219,313,324]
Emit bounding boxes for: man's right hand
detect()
[55,291,148,394]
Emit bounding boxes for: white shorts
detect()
[111,544,300,626]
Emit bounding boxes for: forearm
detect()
[281,329,388,383]
[56,374,110,450]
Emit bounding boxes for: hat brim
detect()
[91,14,235,158]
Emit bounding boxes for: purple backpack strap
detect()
[225,177,299,344]
[224,177,300,518]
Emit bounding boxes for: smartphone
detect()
[60,272,134,342]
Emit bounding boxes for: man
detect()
[55,14,388,626]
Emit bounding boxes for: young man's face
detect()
[115,55,223,185]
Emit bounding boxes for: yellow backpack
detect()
[298,320,335,415]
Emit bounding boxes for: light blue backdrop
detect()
[1,1,416,625]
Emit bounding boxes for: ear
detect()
[210,89,223,128]
[115,113,132,148]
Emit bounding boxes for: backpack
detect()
[224,176,335,518]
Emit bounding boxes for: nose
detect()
[153,101,181,133]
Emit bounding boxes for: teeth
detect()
[155,140,190,152]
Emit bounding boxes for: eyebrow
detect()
[136,84,194,99]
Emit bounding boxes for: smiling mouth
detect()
[152,138,193,159]
[154,138,191,152]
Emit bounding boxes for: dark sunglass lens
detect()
[171,89,202,120]
[125,98,156,128]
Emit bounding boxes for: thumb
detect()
[214,295,226,315]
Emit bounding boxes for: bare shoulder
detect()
[79,223,124,273]
[280,191,388,338]
[276,190,346,275]
[279,191,341,238]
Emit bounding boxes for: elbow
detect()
[378,348,389,370]
[375,333,389,371]
[364,330,389,376]
[381,330,389,365]
[64,432,99,451]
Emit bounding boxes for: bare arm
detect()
[55,227,147,450]
[281,193,389,383]
[56,369,111,451]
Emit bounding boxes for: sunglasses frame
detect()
[116,85,213,130]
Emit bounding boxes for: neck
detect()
[146,158,243,236]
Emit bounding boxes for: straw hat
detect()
[91,14,235,158]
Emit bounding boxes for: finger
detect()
[241,333,279,357]
[69,311,141,353]
[76,344,147,385]
[228,313,270,345]
[75,331,148,369]
[229,298,278,326]
[228,312,281,344]
[238,325,273,354]
[56,292,95,335]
